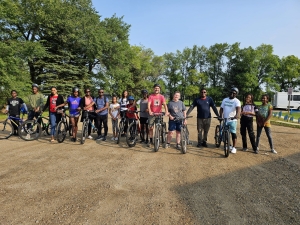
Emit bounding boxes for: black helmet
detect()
[231,87,239,94]
[32,83,39,88]
[153,83,161,88]
[141,89,148,94]
[72,87,79,92]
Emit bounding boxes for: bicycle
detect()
[80,110,97,144]
[56,109,73,143]
[152,112,167,152]
[40,115,51,136]
[214,117,234,157]
[116,108,128,144]
[126,111,140,147]
[19,113,45,141]
[174,116,193,154]
[0,113,26,139]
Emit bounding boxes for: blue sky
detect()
[92,0,300,58]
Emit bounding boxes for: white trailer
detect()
[272,92,300,110]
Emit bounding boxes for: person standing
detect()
[27,84,44,122]
[5,90,28,135]
[219,87,241,154]
[256,94,277,154]
[137,90,149,144]
[119,90,129,136]
[56,87,81,142]
[166,91,186,149]
[187,88,219,147]
[240,93,258,152]
[79,88,95,139]
[147,84,169,147]
[42,86,64,142]
[94,89,109,141]
[109,96,120,141]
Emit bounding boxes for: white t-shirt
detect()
[220,97,241,120]
[119,98,128,111]
[110,103,120,118]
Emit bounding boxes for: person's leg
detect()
[197,118,204,146]
[11,116,19,135]
[202,118,211,147]
[103,115,108,138]
[88,115,93,136]
[240,118,247,149]
[148,116,155,145]
[49,112,56,141]
[247,118,257,151]
[256,126,263,150]
[111,119,116,138]
[167,120,175,145]
[264,127,274,150]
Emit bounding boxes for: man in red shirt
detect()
[147,84,169,147]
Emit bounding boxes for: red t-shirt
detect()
[126,104,137,119]
[148,94,165,113]
[50,95,58,113]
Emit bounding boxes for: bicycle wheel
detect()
[0,121,13,139]
[19,120,42,141]
[126,122,137,147]
[56,121,67,143]
[180,127,187,154]
[161,122,167,144]
[80,122,88,144]
[117,121,124,144]
[224,130,230,157]
[154,125,160,152]
[215,125,221,147]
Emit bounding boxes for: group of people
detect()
[5,83,276,154]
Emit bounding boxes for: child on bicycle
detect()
[109,96,120,141]
[256,94,276,154]
[126,96,139,136]
[240,93,258,153]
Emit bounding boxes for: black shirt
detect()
[7,97,24,116]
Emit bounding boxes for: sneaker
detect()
[88,135,93,139]
[147,141,153,147]
[271,149,277,154]
[95,135,102,140]
[231,147,237,154]
[242,148,248,151]
[165,143,170,148]
[229,145,233,150]
[201,141,208,147]
[114,137,118,141]
[71,137,76,142]
[176,144,181,149]
[101,136,106,141]
[145,140,149,144]
[196,143,201,148]
[254,150,259,154]
[111,137,115,141]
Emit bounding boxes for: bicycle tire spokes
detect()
[18,120,41,141]
[0,121,13,139]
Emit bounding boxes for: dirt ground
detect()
[1,109,300,225]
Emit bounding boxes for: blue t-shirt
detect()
[192,97,216,119]
[67,96,81,115]
[94,97,109,115]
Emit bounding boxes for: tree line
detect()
[1,0,300,106]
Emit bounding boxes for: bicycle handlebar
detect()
[214,116,236,121]
[152,112,165,116]
[174,116,193,121]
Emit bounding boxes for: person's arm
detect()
[85,100,95,111]
[148,97,153,116]
[22,103,28,112]
[37,93,44,112]
[186,99,196,116]
[265,105,273,123]
[109,105,113,118]
[210,98,220,117]
[235,106,241,119]
[42,95,50,112]
[163,102,168,116]
[55,101,68,109]
[219,107,223,118]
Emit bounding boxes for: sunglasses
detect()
[98,91,104,93]
[201,91,206,93]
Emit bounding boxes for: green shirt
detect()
[28,93,44,111]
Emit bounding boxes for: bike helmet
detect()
[153,83,161,88]
[128,96,135,101]
[72,87,79,92]
[32,83,39,88]
[231,87,239,94]
[141,89,148,94]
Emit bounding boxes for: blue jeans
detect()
[49,112,57,136]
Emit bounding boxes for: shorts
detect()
[69,113,80,118]
[148,116,157,127]
[168,120,181,132]
[140,117,148,124]
[226,120,237,133]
